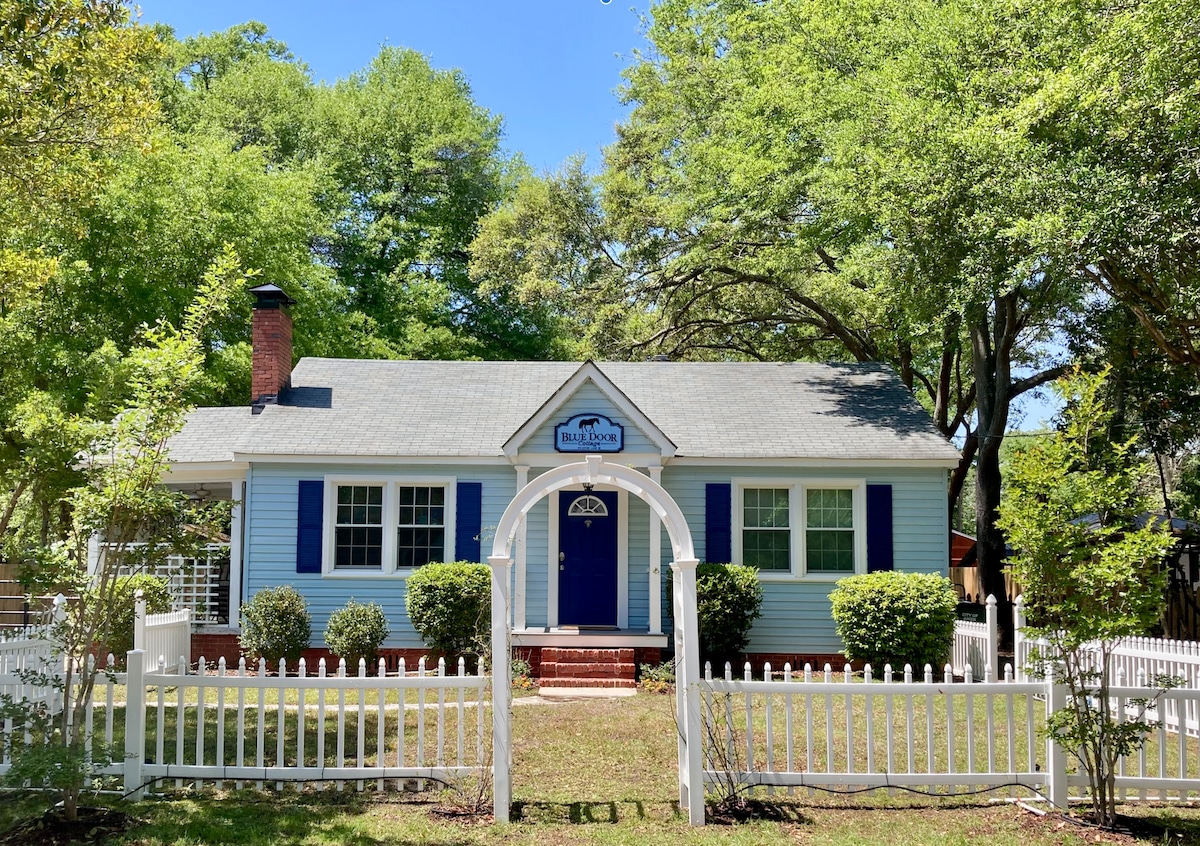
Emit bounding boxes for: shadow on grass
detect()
[510,798,812,826]
[125,791,465,846]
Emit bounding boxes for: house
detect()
[161,285,960,682]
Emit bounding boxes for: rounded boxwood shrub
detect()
[669,562,764,665]
[107,574,172,662]
[405,561,490,663]
[324,599,390,671]
[240,585,312,667]
[829,571,957,672]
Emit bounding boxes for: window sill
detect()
[756,571,860,582]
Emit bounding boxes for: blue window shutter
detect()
[866,484,894,572]
[456,481,482,563]
[296,480,324,573]
[706,483,732,564]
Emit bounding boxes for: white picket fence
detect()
[702,660,1200,803]
[0,649,493,797]
[134,590,191,673]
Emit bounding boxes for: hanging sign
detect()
[554,413,624,453]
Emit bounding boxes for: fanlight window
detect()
[568,495,609,517]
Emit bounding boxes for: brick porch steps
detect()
[537,647,637,689]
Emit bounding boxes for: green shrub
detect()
[107,574,172,662]
[639,660,676,693]
[669,562,764,664]
[240,585,312,667]
[405,561,490,662]
[829,571,957,672]
[324,599,390,671]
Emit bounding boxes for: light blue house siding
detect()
[244,457,947,656]
[656,465,949,655]
[244,462,518,650]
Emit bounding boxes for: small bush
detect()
[240,585,312,667]
[670,562,764,664]
[639,660,675,694]
[829,571,957,672]
[324,600,390,671]
[405,561,490,663]
[107,574,172,662]
[511,658,535,691]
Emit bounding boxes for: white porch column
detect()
[648,465,663,635]
[487,554,513,822]
[228,479,245,628]
[513,465,529,631]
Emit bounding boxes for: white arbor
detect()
[488,455,705,824]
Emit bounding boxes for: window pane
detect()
[745,487,788,529]
[334,487,383,569]
[806,488,853,529]
[806,529,854,572]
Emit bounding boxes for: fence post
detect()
[124,649,146,800]
[1045,661,1068,810]
[672,556,705,826]
[486,554,512,823]
[133,590,146,653]
[985,594,998,680]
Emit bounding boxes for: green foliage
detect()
[998,368,1176,827]
[829,572,958,672]
[240,586,312,667]
[105,574,172,663]
[639,661,676,694]
[669,563,763,664]
[323,599,389,671]
[404,561,490,663]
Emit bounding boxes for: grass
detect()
[5,691,1200,844]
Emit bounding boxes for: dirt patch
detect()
[0,807,134,846]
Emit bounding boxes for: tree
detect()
[2,251,241,820]
[469,159,649,360]
[605,0,1081,634]
[997,369,1175,827]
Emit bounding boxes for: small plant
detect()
[510,657,535,691]
[108,574,172,662]
[639,660,675,693]
[324,599,389,671]
[405,561,490,664]
[829,571,957,673]
[240,585,312,667]
[669,562,764,664]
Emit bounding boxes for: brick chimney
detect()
[249,283,296,412]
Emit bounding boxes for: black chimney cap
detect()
[249,283,297,309]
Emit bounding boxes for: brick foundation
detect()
[192,635,665,680]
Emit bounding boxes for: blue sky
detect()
[137,0,652,174]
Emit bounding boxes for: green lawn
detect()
[5,690,1200,844]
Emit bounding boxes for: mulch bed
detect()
[0,807,134,846]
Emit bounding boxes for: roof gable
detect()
[503,362,676,458]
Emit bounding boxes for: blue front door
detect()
[558,490,618,627]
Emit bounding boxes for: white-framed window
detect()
[733,479,866,579]
[323,476,456,575]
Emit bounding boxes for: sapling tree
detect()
[997,368,1175,827]
[1,250,242,819]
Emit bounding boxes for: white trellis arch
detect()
[486,455,706,824]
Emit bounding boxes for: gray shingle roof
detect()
[170,359,960,463]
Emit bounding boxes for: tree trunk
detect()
[970,302,1016,648]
